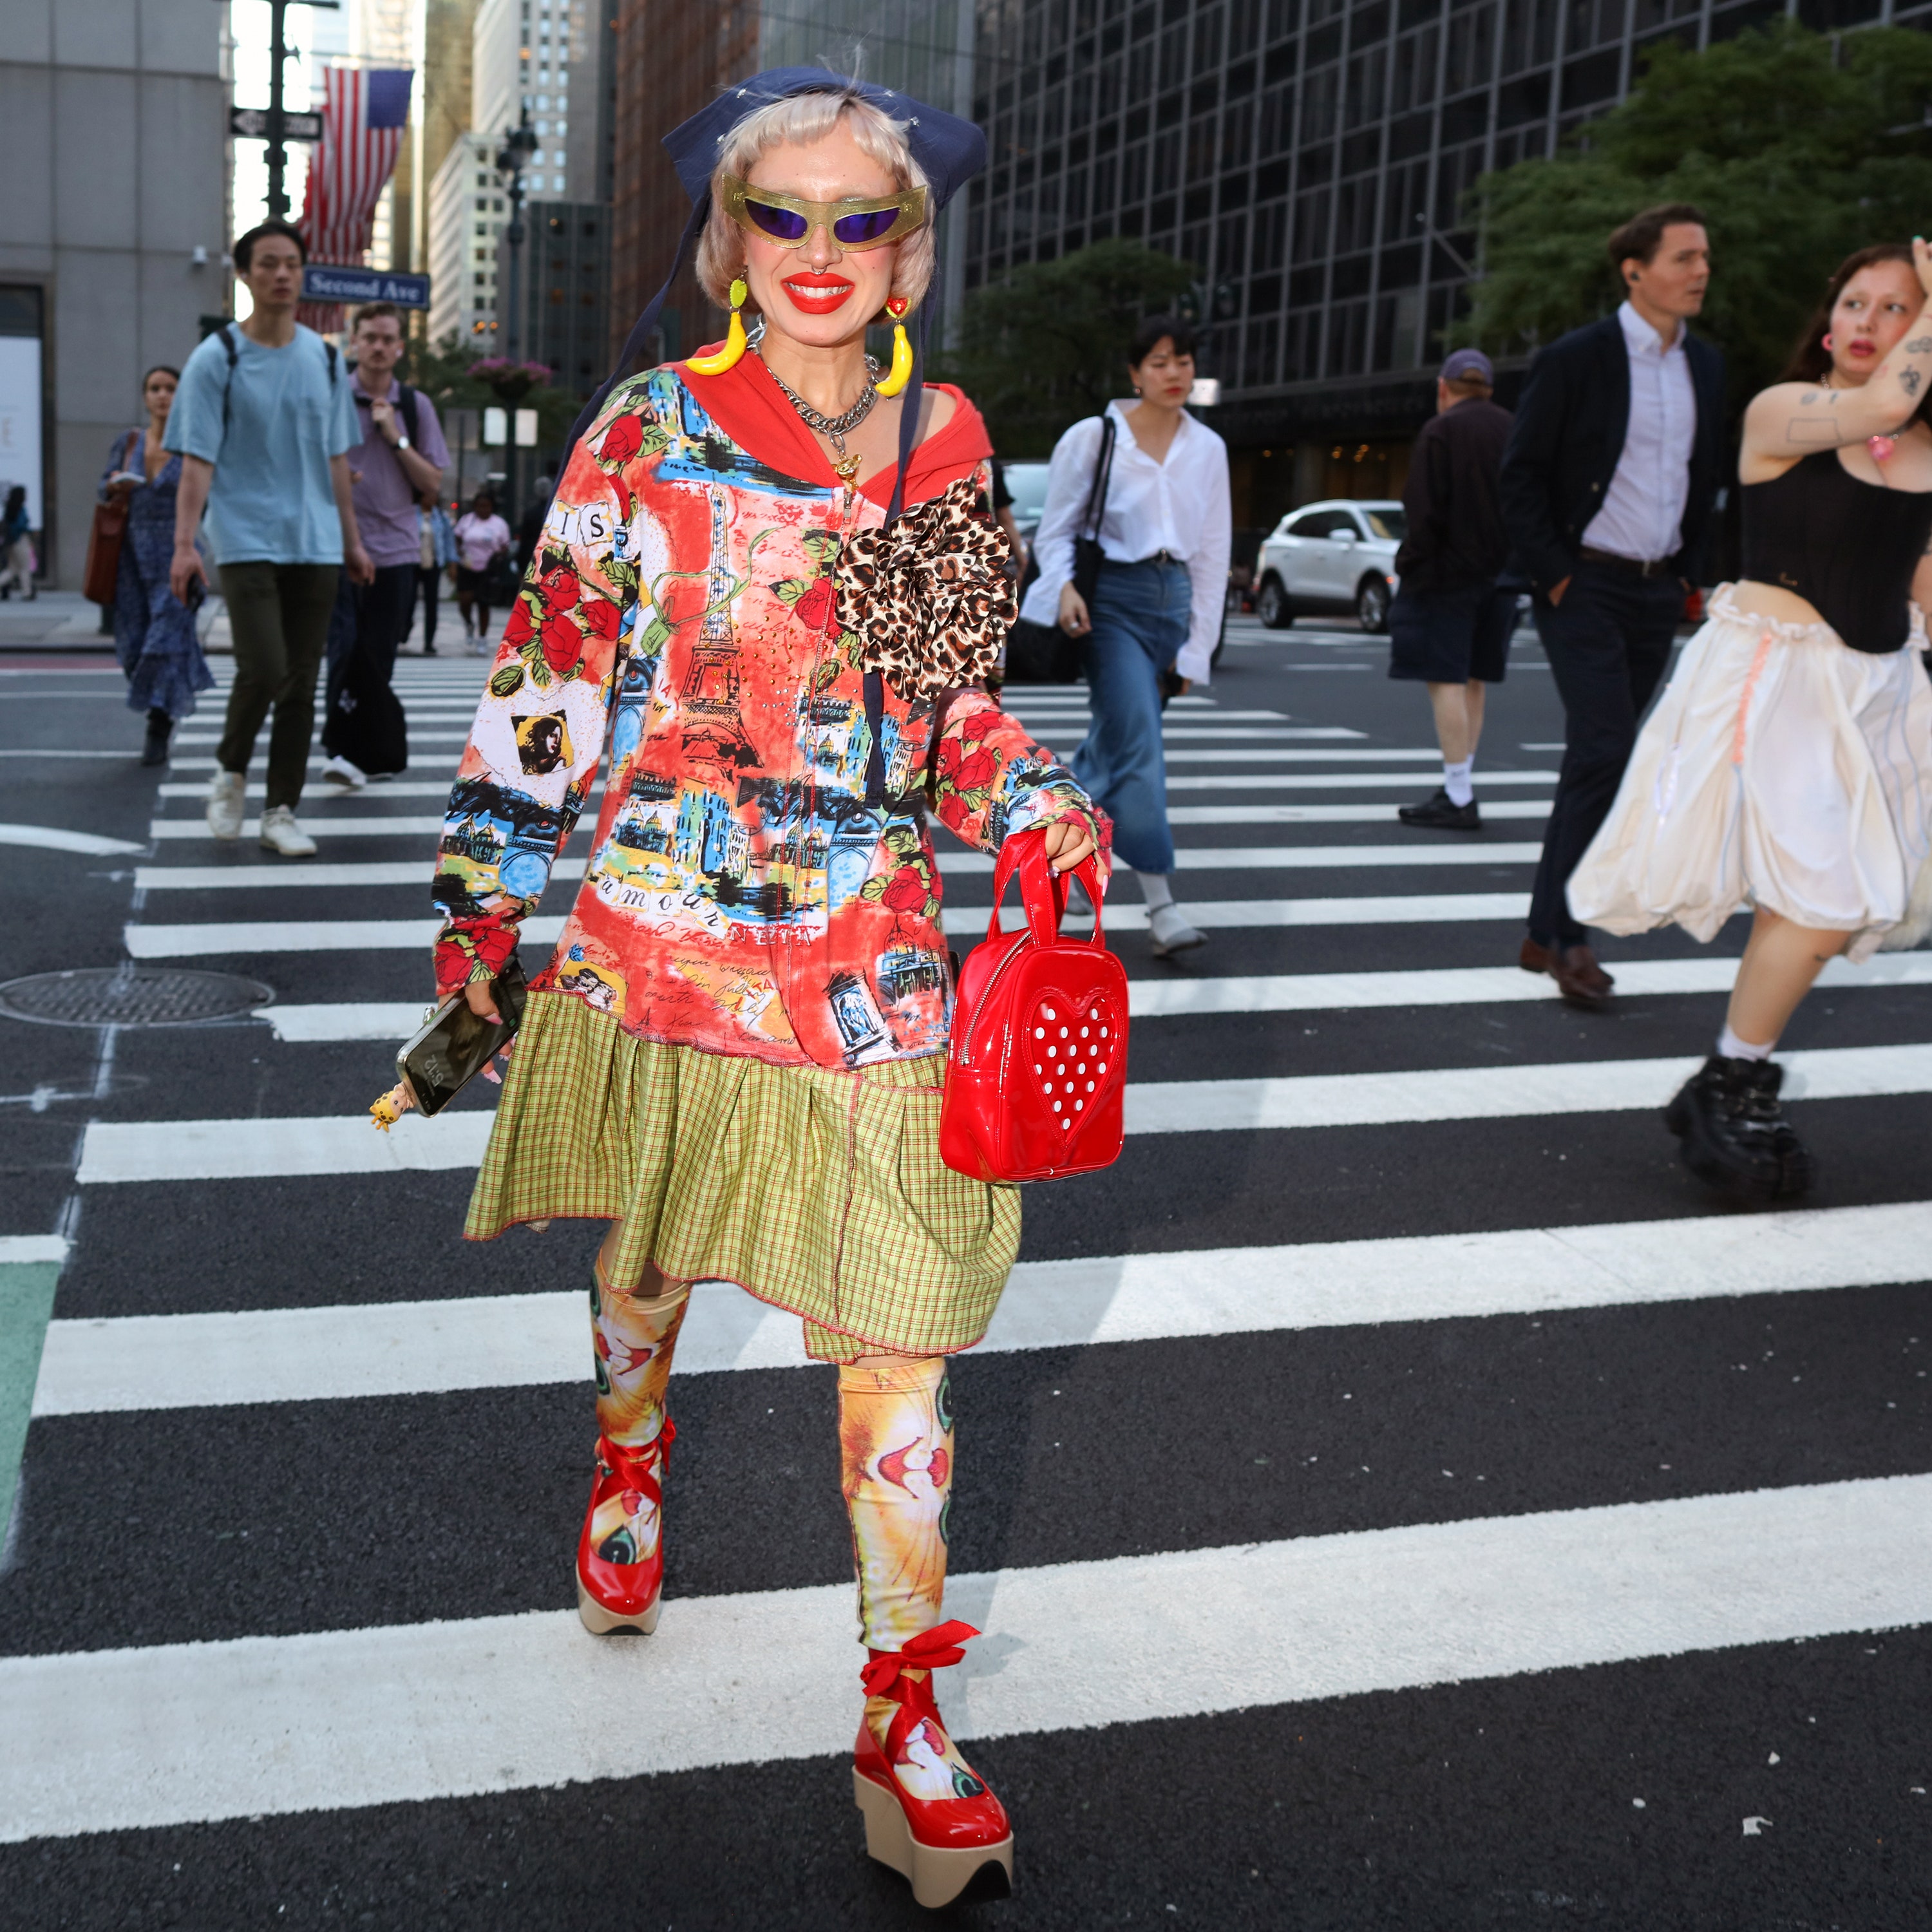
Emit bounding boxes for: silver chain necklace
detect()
[756,342,882,495]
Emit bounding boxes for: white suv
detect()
[1253,498,1405,633]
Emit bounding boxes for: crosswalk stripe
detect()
[158,766,1541,801]
[120,893,1537,958]
[148,815,452,839]
[1169,801,1550,822]
[67,1042,1932,1184]
[166,726,1382,751]
[1165,771,1555,789]
[4,1473,1924,1842]
[35,1198,1932,1417]
[133,844,1545,893]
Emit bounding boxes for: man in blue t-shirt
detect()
[167,220,371,857]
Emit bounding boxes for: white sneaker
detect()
[321,753,367,790]
[258,804,317,858]
[206,770,246,841]
[1148,902,1206,956]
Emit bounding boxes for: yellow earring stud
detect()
[876,296,914,397]
[688,278,749,375]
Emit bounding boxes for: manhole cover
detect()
[0,967,273,1028]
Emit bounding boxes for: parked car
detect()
[998,460,1053,549]
[1252,498,1406,633]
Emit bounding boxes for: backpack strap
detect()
[397,384,421,448]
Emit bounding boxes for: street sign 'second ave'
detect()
[301,265,431,308]
[230,106,323,142]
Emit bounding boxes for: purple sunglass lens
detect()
[744,198,810,242]
[833,207,903,245]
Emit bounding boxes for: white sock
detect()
[1443,758,1475,808]
[1718,1024,1775,1061]
[1137,870,1175,911]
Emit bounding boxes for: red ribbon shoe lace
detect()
[576,1417,674,1622]
[855,1620,1010,1852]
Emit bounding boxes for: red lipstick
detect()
[782,272,855,315]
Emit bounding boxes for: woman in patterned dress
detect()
[428,75,1103,1906]
[101,365,214,764]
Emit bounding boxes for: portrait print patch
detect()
[513,712,573,777]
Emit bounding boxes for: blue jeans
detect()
[1074,557,1190,874]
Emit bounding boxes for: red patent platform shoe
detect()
[853,1620,1014,1908]
[574,1419,674,1635]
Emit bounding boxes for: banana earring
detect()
[876,296,914,397]
[688,278,749,375]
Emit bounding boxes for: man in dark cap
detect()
[1388,348,1517,831]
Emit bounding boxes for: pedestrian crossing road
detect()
[3,617,1931,1926]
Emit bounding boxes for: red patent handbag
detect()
[940,829,1130,1184]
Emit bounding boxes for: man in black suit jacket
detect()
[1500,202,1725,1007]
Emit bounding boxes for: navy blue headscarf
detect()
[564,67,987,520]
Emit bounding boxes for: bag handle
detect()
[984,826,1109,951]
[1080,413,1117,545]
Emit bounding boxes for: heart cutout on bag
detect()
[1024,989,1122,1133]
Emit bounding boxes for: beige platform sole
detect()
[853,1768,1014,1909]
[576,1577,660,1635]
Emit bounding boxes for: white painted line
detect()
[70,1041,1932,1184]
[1168,801,1549,824]
[1165,770,1555,788]
[5,1475,1927,1842]
[0,822,146,857]
[148,816,448,840]
[0,1235,67,1264]
[121,895,1531,958]
[36,1199,1932,1416]
[157,781,466,800]
[1127,951,1932,1016]
[1121,1041,1932,1135]
[136,844,1543,893]
[251,951,1932,1043]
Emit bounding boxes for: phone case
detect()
[395,953,529,1117]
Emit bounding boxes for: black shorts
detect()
[1387,581,1519,684]
[456,565,493,599]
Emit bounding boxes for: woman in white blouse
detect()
[1020,316,1232,954]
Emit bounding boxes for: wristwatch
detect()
[393,433,412,450]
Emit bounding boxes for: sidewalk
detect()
[0,591,491,659]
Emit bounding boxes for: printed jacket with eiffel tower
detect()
[430,356,1104,1071]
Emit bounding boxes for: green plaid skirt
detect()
[466,990,1021,1361]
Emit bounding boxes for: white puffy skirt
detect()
[1567,586,1932,963]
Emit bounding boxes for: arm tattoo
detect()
[1902,367,1924,399]
[1801,390,1819,404]
[1907,337,1932,354]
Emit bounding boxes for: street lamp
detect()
[494,108,539,524]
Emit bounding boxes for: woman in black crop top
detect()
[1570,240,1932,1203]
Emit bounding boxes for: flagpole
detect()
[267,0,289,220]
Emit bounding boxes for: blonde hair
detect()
[694,88,934,317]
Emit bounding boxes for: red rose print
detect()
[793,576,834,629]
[504,598,536,646]
[540,610,582,675]
[882,869,929,912]
[599,415,644,464]
[957,710,999,741]
[539,565,579,611]
[951,748,998,791]
[582,596,622,641]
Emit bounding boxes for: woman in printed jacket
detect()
[419,72,1103,1908]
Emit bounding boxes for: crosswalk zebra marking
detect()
[66,1043,1932,1184]
[34,1199,1932,1416]
[5,1474,1926,1842]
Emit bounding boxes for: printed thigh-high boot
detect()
[839,1355,1014,1908]
[576,1255,689,1635]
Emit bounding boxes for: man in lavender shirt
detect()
[320,301,450,787]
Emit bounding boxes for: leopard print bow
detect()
[835,473,1020,703]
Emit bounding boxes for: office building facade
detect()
[501,199,612,394]
[426,131,506,345]
[0,0,226,587]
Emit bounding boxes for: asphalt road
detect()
[1,611,1929,1929]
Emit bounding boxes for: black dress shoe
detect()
[1397,787,1481,831]
[139,717,172,766]
[1664,1055,1814,1201]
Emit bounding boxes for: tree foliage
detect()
[936,240,1196,455]
[406,331,580,449]
[1465,22,1932,406]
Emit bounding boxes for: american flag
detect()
[295,65,414,332]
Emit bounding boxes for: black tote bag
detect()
[1003,415,1116,686]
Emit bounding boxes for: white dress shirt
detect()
[1020,400,1233,683]
[1580,299,1696,564]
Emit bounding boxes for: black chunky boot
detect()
[140,708,172,767]
[1664,1054,1814,1202]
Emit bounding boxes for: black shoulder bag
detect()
[1003,413,1116,687]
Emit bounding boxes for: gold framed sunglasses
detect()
[720,174,928,251]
